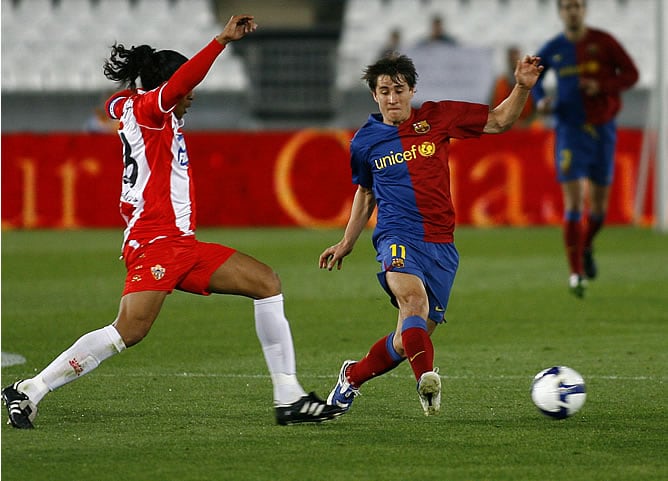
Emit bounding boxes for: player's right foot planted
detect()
[569,273,587,298]
[2,381,38,429]
[583,248,597,279]
[417,370,441,416]
[275,391,345,425]
[327,360,360,412]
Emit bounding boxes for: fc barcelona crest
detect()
[391,257,405,268]
[151,264,166,281]
[413,120,430,134]
[587,43,599,55]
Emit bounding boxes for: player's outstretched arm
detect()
[484,55,543,134]
[319,186,376,271]
[160,14,257,109]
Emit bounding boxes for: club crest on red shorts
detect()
[151,264,166,280]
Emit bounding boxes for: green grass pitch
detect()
[2,226,667,481]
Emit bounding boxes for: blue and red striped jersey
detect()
[532,27,638,125]
[351,101,488,245]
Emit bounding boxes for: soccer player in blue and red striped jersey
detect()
[320,53,543,415]
[532,0,638,297]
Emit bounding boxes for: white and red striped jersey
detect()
[109,87,196,248]
[105,39,225,248]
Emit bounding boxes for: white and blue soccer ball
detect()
[531,366,586,419]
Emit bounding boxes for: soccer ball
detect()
[530,366,586,419]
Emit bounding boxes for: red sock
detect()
[401,317,434,381]
[584,214,604,250]
[347,334,403,388]
[564,219,583,275]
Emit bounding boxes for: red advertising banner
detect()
[1,128,653,229]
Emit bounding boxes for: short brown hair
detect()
[362,54,418,91]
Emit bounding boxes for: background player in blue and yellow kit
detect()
[319,53,542,416]
[533,0,638,297]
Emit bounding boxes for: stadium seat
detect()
[1,0,247,92]
[1,0,658,92]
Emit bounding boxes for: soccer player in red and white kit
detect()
[2,14,343,429]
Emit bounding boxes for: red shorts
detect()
[122,236,236,296]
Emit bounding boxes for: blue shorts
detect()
[375,236,459,323]
[554,120,617,186]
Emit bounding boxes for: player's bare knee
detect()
[121,323,152,347]
[122,331,147,347]
[255,267,282,298]
[114,318,152,347]
[397,295,429,319]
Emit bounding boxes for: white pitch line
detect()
[93,372,665,381]
[1,352,27,368]
[4,350,662,382]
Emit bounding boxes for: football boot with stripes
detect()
[275,391,344,425]
[2,381,38,429]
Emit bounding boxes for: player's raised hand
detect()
[514,55,543,90]
[216,15,257,45]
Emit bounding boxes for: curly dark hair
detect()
[103,43,188,90]
[362,54,418,91]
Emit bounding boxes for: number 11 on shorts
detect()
[390,243,406,259]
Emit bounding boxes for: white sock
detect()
[19,325,126,405]
[254,294,306,406]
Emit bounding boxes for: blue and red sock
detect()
[564,211,583,275]
[401,316,434,381]
[347,332,403,388]
[584,212,605,251]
